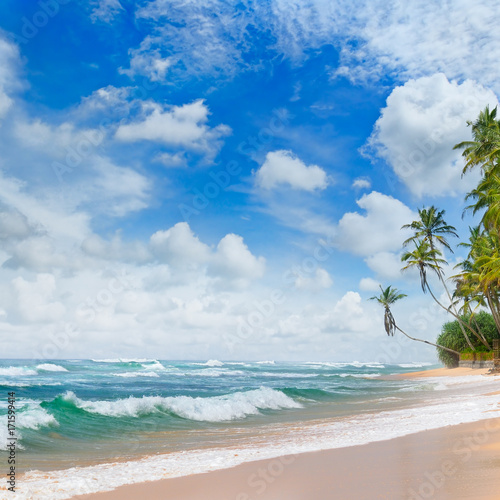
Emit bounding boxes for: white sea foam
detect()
[17,407,58,430]
[0,405,58,451]
[203,359,224,367]
[61,387,301,422]
[255,360,275,365]
[0,366,37,376]
[16,379,500,500]
[140,360,167,371]
[92,358,157,364]
[259,372,318,378]
[36,363,68,372]
[303,361,385,369]
[112,372,160,378]
[397,363,433,368]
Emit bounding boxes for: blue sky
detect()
[0,0,499,362]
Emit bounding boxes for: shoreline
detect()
[77,416,500,500]
[76,366,500,500]
[9,366,500,499]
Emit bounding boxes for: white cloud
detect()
[331,291,371,332]
[90,159,151,216]
[359,277,380,292]
[150,222,211,266]
[154,152,187,168]
[90,0,124,23]
[255,150,328,191]
[115,100,230,154]
[352,177,371,190]
[366,74,498,197]
[210,234,266,284]
[0,172,91,242]
[364,252,404,281]
[121,37,175,82]
[295,268,333,292]
[0,37,21,119]
[334,191,415,257]
[133,1,500,93]
[12,274,65,323]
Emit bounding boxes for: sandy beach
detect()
[75,367,500,500]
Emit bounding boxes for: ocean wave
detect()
[204,359,224,367]
[255,360,275,365]
[303,361,385,369]
[0,406,58,450]
[18,406,59,430]
[140,360,167,371]
[259,372,318,378]
[112,372,160,378]
[36,363,68,372]
[92,358,158,364]
[59,387,301,422]
[0,366,37,376]
[397,363,433,368]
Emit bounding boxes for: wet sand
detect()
[76,417,500,500]
[76,367,500,500]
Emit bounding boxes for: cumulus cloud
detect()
[150,222,211,266]
[365,74,498,197]
[334,191,415,257]
[210,234,266,284]
[115,99,230,154]
[255,150,328,191]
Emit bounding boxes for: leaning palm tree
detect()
[402,208,484,350]
[401,240,488,349]
[369,285,459,355]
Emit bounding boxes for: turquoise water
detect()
[0,359,437,473]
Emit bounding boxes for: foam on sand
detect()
[15,378,500,500]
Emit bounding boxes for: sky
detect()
[0,0,499,362]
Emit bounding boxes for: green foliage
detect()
[436,311,499,367]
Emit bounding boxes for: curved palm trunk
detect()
[485,288,500,336]
[426,282,491,349]
[395,325,460,356]
[436,270,478,349]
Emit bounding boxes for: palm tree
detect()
[369,285,459,355]
[401,239,446,293]
[453,105,500,175]
[401,208,486,350]
[402,206,458,253]
[401,240,486,349]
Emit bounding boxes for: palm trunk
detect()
[486,288,500,336]
[436,270,479,349]
[426,282,490,349]
[395,325,460,355]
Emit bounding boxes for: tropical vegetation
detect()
[371,106,500,363]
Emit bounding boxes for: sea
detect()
[0,359,499,499]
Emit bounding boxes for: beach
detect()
[76,367,500,500]
[2,361,499,499]
[79,417,500,500]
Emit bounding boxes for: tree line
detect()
[371,106,500,363]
